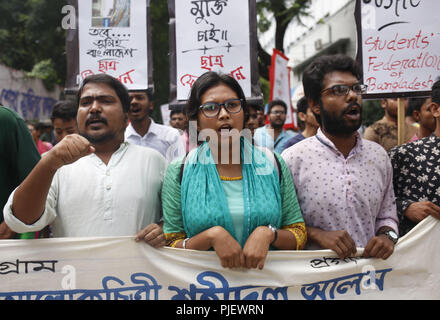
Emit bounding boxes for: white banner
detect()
[77,0,149,90]
[0,217,439,300]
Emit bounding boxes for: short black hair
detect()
[268,99,287,113]
[407,97,430,117]
[186,71,248,124]
[129,88,154,102]
[26,120,38,130]
[26,120,47,132]
[170,109,185,118]
[143,88,154,102]
[247,100,263,112]
[77,74,131,113]
[303,54,363,105]
[296,96,309,114]
[432,80,440,105]
[51,100,77,122]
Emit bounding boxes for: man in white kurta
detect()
[4,142,166,237]
[3,74,167,245]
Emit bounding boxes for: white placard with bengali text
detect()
[77,0,149,90]
[175,0,251,100]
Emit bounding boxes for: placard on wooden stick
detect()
[355,0,440,144]
[270,49,296,130]
[168,0,262,110]
[66,0,153,94]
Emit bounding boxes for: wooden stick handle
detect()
[397,98,406,146]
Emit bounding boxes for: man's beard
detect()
[319,100,362,136]
[81,131,116,144]
[270,120,284,130]
[129,112,149,124]
[80,116,116,144]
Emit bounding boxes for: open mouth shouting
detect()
[217,123,233,135]
[130,105,141,115]
[129,104,142,116]
[344,103,361,121]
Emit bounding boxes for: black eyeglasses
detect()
[270,110,286,115]
[199,99,243,118]
[321,84,368,96]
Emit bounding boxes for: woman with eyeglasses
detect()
[162,71,306,270]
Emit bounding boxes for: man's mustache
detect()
[85,116,108,126]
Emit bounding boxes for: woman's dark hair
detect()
[302,54,363,105]
[76,74,131,113]
[186,71,249,125]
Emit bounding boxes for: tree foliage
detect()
[256,0,311,80]
[0,0,68,91]
[149,0,170,122]
[362,100,384,127]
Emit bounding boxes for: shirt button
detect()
[106,170,110,176]
[106,184,111,190]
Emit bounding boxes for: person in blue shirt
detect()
[253,99,295,154]
[283,96,319,150]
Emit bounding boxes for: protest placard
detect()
[65,0,153,93]
[355,0,440,99]
[168,0,262,109]
[270,49,296,130]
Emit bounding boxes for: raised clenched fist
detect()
[45,134,95,170]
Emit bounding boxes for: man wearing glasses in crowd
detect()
[253,99,295,154]
[282,54,399,260]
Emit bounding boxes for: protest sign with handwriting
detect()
[355,0,440,98]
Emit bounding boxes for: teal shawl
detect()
[181,137,282,246]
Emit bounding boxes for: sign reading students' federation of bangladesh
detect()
[355,0,440,98]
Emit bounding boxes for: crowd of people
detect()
[1,54,439,270]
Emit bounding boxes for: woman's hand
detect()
[242,226,273,270]
[208,226,245,269]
